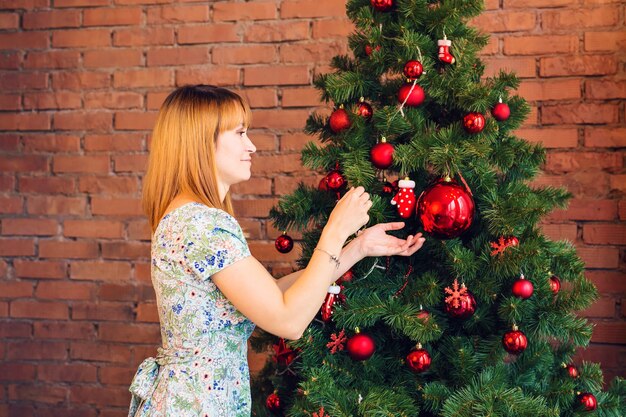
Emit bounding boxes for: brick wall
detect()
[0,0,623,415]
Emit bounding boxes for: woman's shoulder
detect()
[157,203,239,234]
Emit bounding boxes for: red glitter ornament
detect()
[273,338,297,366]
[370,138,394,169]
[576,392,598,411]
[549,275,561,294]
[502,325,528,355]
[329,106,351,133]
[397,82,425,107]
[275,234,293,254]
[325,170,346,190]
[492,100,511,121]
[511,274,534,299]
[417,177,475,239]
[403,60,423,80]
[265,392,281,413]
[346,329,375,361]
[406,344,431,373]
[371,0,393,12]
[356,99,373,120]
[463,112,486,134]
[320,284,341,322]
[318,176,329,191]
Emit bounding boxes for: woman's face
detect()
[214,123,256,190]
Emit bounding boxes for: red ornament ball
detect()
[398,83,425,107]
[403,60,423,80]
[370,141,394,169]
[265,392,281,413]
[318,177,329,191]
[463,112,486,134]
[502,327,528,355]
[491,102,511,121]
[511,276,534,299]
[406,346,431,373]
[325,170,346,190]
[417,178,475,239]
[338,269,354,284]
[381,181,396,195]
[356,101,373,120]
[549,275,561,294]
[347,331,375,361]
[275,234,294,254]
[329,107,351,133]
[365,44,381,56]
[444,291,476,319]
[416,308,430,322]
[371,0,393,12]
[565,363,579,379]
[577,392,598,411]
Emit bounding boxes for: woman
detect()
[129,85,425,417]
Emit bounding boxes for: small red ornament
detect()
[437,35,455,64]
[325,169,346,190]
[371,0,393,11]
[346,329,375,361]
[491,99,511,121]
[406,344,431,373]
[417,177,475,239]
[273,338,297,366]
[403,60,423,81]
[370,138,394,169]
[382,181,396,195]
[416,306,430,322]
[490,236,519,256]
[576,392,598,411]
[265,391,281,413]
[275,234,293,254]
[444,280,476,319]
[511,274,534,299]
[329,106,351,133]
[397,82,425,107]
[463,112,486,134]
[549,275,561,294]
[312,407,331,417]
[326,329,348,354]
[356,98,373,120]
[564,363,579,378]
[502,325,528,355]
[320,283,341,322]
[390,178,416,219]
[318,176,329,191]
[338,269,354,284]
[365,44,381,56]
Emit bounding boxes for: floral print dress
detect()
[129,203,255,417]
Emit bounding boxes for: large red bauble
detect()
[417,178,475,239]
[329,107,351,133]
[357,101,373,120]
[325,170,345,190]
[463,112,486,133]
[491,102,510,121]
[406,346,431,373]
[549,275,561,294]
[346,332,375,361]
[403,60,423,80]
[370,141,394,169]
[577,392,598,411]
[444,291,476,319]
[502,328,528,354]
[275,234,293,253]
[511,276,534,299]
[265,392,281,413]
[397,83,425,107]
[371,0,393,12]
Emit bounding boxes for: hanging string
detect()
[393,265,414,297]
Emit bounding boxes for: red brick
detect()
[36,281,95,300]
[70,342,131,363]
[0,72,48,90]
[516,128,578,148]
[136,302,158,323]
[8,384,67,405]
[232,198,278,218]
[280,41,347,64]
[52,29,111,48]
[245,131,275,151]
[590,321,626,344]
[1,218,57,236]
[470,10,536,32]
[0,281,33,298]
[99,366,135,385]
[101,241,150,260]
[504,0,575,7]
[23,91,82,110]
[244,65,309,86]
[27,196,86,216]
[0,12,19,29]
[175,67,240,86]
[281,87,321,107]
[0,321,31,338]
[312,19,353,39]
[14,260,66,279]
[70,261,132,282]
[23,134,81,152]
[235,88,277,109]
[504,35,577,55]
[70,385,130,407]
[39,241,98,259]
[177,24,238,44]
[0,239,35,256]
[214,1,276,21]
[134,262,151,283]
[580,296,616,318]
[616,200,625,220]
[91,198,143,216]
[576,246,619,268]
[584,31,626,52]
[539,223,578,242]
[84,133,144,151]
[213,45,276,65]
[281,0,346,18]
[114,26,175,46]
[83,7,141,26]
[0,50,21,69]
[248,240,300,262]
[546,151,621,173]
[54,112,112,132]
[0,196,22,214]
[83,49,142,68]
[99,283,137,302]
[543,103,619,125]
[24,50,80,69]
[23,9,80,29]
[540,55,618,77]
[147,45,210,66]
[64,220,124,239]
[114,69,173,88]
[78,176,139,195]
[542,7,619,30]
[53,155,110,174]
[10,301,68,320]
[583,224,626,245]
[0,93,20,110]
[0,155,48,173]
[274,174,318,195]
[74,303,133,322]
[0,364,35,381]
[230,177,273,196]
[54,0,109,6]
[0,134,17,150]
[147,4,209,23]
[146,91,169,109]
[547,199,617,221]
[609,175,625,193]
[245,21,309,43]
[51,71,110,90]
[99,322,160,343]
[249,109,310,129]
[39,364,97,382]
[127,220,150,240]
[586,271,626,294]
[0,113,51,131]
[518,79,581,101]
[0,174,15,192]
[280,132,318,152]
[586,80,626,100]
[0,32,48,49]
[114,111,158,131]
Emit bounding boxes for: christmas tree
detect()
[251,0,625,416]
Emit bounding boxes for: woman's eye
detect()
[238,131,246,137]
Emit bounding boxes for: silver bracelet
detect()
[314,247,340,270]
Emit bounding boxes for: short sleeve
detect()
[183,208,251,281]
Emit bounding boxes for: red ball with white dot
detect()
[370,139,394,169]
[371,0,393,12]
[549,275,561,294]
[511,275,534,299]
[347,331,375,361]
[406,344,431,373]
[390,178,416,219]
[577,392,598,411]
[329,107,351,133]
[491,102,511,121]
[463,112,486,134]
[398,83,425,107]
[275,234,293,254]
[502,326,528,355]
[403,60,423,81]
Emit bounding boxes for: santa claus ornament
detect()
[320,283,341,322]
[390,177,416,219]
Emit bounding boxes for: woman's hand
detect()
[354,222,425,258]
[325,186,372,241]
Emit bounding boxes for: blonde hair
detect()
[143,85,252,233]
